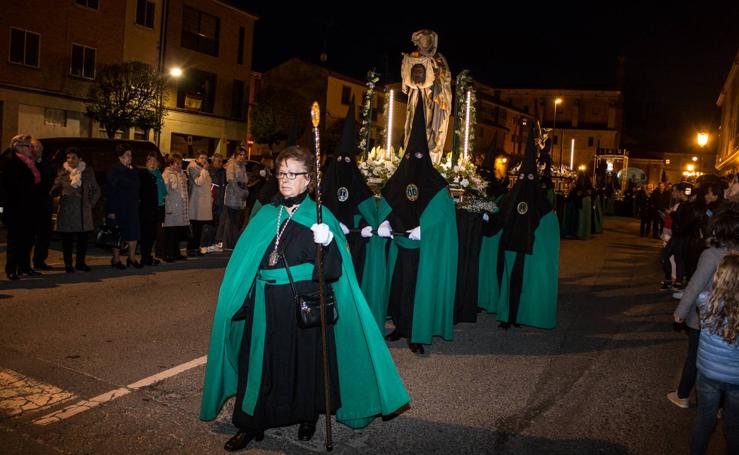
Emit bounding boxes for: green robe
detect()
[248,200,263,221]
[200,198,410,429]
[592,195,603,234]
[477,230,502,313]
[357,196,391,330]
[382,189,458,344]
[576,196,592,239]
[495,211,560,328]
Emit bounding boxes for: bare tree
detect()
[86,62,166,139]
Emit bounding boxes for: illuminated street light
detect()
[169,67,183,78]
[578,164,586,172]
[692,156,698,162]
[554,98,563,105]
[696,132,709,147]
[687,164,695,172]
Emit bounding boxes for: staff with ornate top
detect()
[311,101,334,452]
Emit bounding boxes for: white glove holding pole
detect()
[339,222,350,235]
[361,225,374,238]
[407,226,421,241]
[311,223,334,246]
[482,212,490,222]
[377,220,393,238]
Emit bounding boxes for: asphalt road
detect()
[0,217,726,454]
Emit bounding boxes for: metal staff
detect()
[311,101,333,452]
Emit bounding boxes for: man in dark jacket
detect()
[636,184,651,237]
[650,182,667,239]
[1,135,44,280]
[31,138,55,270]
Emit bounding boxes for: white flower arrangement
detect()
[433,153,488,193]
[358,146,402,188]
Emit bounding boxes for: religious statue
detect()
[401,29,452,163]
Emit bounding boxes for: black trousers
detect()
[163,226,185,258]
[187,220,208,252]
[5,221,35,274]
[640,212,652,237]
[141,207,164,260]
[33,202,53,266]
[677,327,700,399]
[61,232,89,267]
[652,214,663,238]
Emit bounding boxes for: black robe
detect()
[232,216,342,430]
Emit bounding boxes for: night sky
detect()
[235,2,739,156]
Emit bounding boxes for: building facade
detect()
[0,0,256,156]
[716,51,739,175]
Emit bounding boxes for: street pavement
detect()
[0,217,727,454]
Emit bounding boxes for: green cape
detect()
[495,211,560,329]
[357,196,392,330]
[248,200,263,221]
[200,198,410,429]
[477,230,502,313]
[382,189,458,344]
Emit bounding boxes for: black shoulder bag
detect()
[281,253,338,329]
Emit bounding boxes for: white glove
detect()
[407,226,421,241]
[482,212,490,222]
[311,223,334,246]
[361,225,374,238]
[377,220,393,238]
[339,222,350,235]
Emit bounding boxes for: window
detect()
[70,44,96,79]
[588,137,594,147]
[237,26,245,64]
[136,0,155,28]
[44,108,67,127]
[133,127,148,140]
[231,79,245,119]
[341,86,351,105]
[9,28,40,67]
[177,67,217,114]
[75,0,99,9]
[181,6,220,56]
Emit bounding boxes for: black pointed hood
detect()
[381,93,447,231]
[320,98,374,227]
[498,123,552,254]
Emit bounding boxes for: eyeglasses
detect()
[276,171,308,180]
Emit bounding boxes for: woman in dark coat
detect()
[106,145,142,269]
[139,152,166,266]
[50,148,100,273]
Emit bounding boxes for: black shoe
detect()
[659,281,672,291]
[6,272,20,281]
[408,342,425,355]
[384,330,403,341]
[65,266,75,273]
[127,258,143,269]
[141,257,160,266]
[224,430,264,452]
[19,268,42,277]
[34,262,53,271]
[297,422,316,441]
[111,259,126,270]
[76,264,92,272]
[498,322,511,329]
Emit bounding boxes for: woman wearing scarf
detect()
[219,148,249,250]
[200,146,409,452]
[50,147,100,273]
[162,154,189,262]
[139,152,167,266]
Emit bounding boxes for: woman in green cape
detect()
[200,146,409,451]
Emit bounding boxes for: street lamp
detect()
[553,98,563,170]
[696,132,709,147]
[155,67,183,148]
[692,156,698,162]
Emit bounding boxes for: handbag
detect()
[281,253,338,329]
[95,222,124,249]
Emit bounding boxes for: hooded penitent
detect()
[495,123,559,328]
[382,95,447,232]
[321,99,374,228]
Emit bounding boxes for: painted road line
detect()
[33,355,207,426]
[0,368,77,418]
